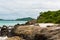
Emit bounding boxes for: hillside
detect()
[0,19,4,20]
[37,10,60,23]
[16,17,34,21]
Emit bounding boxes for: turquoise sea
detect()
[0,21,27,26]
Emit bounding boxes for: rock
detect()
[11,26,40,40]
[11,25,60,40]
[0,27,1,36]
[6,36,25,40]
[14,24,21,28]
[34,27,60,40]
[1,25,8,36]
[25,20,36,25]
[34,34,47,40]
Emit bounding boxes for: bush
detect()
[37,10,60,24]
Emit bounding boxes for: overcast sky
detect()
[0,0,60,19]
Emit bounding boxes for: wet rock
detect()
[14,23,21,27]
[0,27,1,36]
[7,29,14,37]
[1,25,8,36]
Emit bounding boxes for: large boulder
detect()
[34,27,60,40]
[11,26,40,40]
[1,25,8,36]
[11,25,60,40]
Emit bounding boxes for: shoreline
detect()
[0,23,60,40]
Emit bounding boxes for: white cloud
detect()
[0,0,60,19]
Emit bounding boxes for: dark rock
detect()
[25,20,36,25]
[0,27,1,36]
[34,34,48,40]
[1,25,8,36]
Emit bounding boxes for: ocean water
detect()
[0,21,27,26]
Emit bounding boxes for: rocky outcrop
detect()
[11,25,60,40]
[25,20,36,25]
[0,25,14,37]
[34,27,60,40]
[11,26,40,40]
[0,25,60,40]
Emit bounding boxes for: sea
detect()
[0,20,27,26]
[0,21,27,40]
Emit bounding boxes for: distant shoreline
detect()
[0,21,27,27]
[0,20,27,21]
[0,17,34,21]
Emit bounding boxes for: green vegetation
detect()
[16,17,34,21]
[37,10,60,23]
[0,19,3,20]
[0,17,34,21]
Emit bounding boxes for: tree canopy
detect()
[37,10,60,24]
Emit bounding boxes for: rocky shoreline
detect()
[0,23,60,40]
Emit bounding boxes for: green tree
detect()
[37,10,60,24]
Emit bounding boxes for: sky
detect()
[0,0,60,19]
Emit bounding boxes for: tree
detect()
[37,10,60,24]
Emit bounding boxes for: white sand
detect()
[0,36,8,40]
[38,23,54,28]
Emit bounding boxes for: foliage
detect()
[16,17,34,21]
[37,10,60,23]
[0,19,4,20]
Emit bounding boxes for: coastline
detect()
[0,23,60,40]
[0,21,27,27]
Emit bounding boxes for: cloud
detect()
[0,0,60,19]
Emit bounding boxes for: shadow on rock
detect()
[34,34,48,40]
